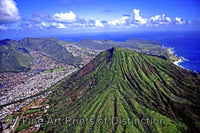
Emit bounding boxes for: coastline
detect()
[173,58,183,66]
[166,47,198,73]
[167,47,175,55]
[166,47,187,69]
[166,47,183,66]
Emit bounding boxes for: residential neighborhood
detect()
[0,50,81,132]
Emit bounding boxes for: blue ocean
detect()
[56,31,200,73]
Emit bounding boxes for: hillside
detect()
[41,47,200,133]
[76,38,162,50]
[18,37,81,65]
[74,38,178,61]
[0,37,180,72]
[0,39,33,72]
[0,38,82,72]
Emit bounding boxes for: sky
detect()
[0,0,200,39]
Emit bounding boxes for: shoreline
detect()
[165,46,198,73]
[167,47,175,55]
[173,57,199,73]
[166,47,186,69]
[166,47,183,66]
[173,58,183,66]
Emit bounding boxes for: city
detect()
[0,45,97,132]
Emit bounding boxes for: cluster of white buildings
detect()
[0,68,77,121]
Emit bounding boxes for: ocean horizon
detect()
[1,31,199,73]
[55,31,200,73]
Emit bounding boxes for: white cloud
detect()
[0,24,7,30]
[52,22,68,29]
[133,9,147,24]
[175,17,185,24]
[15,8,194,31]
[95,20,104,27]
[53,11,77,23]
[0,0,21,24]
[149,14,171,25]
[35,22,50,29]
[109,16,129,26]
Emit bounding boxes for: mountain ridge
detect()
[0,41,33,72]
[0,38,82,72]
[40,47,200,133]
[0,37,178,73]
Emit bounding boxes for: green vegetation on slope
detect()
[75,38,178,61]
[0,39,33,72]
[0,38,82,72]
[18,37,81,65]
[0,37,179,72]
[41,47,200,133]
